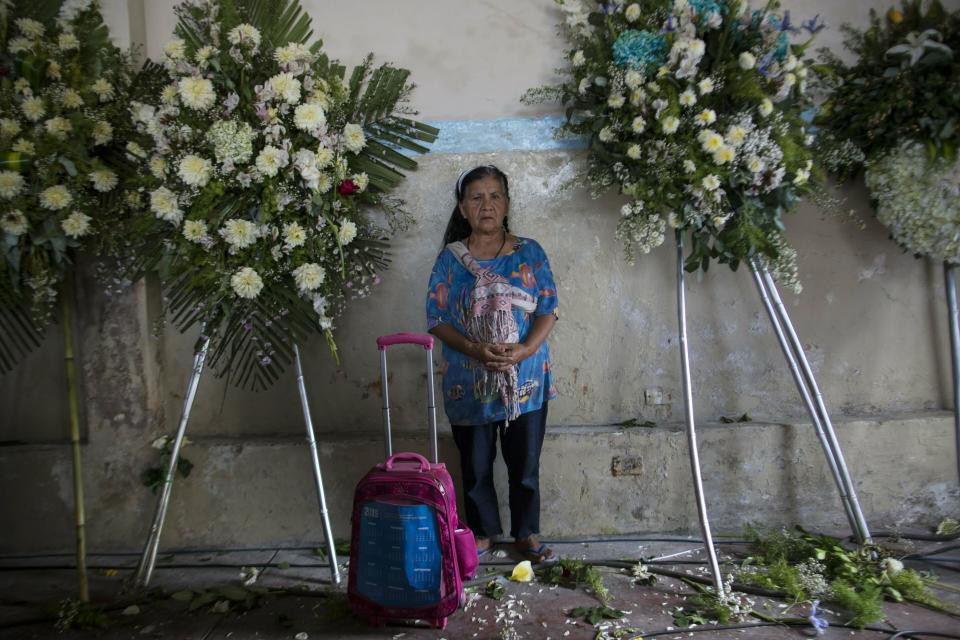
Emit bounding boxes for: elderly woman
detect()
[425,165,559,563]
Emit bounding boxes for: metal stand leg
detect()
[294,344,341,585]
[749,261,859,539]
[675,231,725,596]
[133,337,209,588]
[755,265,871,544]
[945,262,960,483]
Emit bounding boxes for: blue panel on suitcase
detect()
[355,500,442,607]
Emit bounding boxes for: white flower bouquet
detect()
[524,0,824,290]
[125,0,436,389]
[0,0,134,373]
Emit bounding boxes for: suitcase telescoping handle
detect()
[377,332,438,463]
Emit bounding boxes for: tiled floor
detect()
[2,535,959,639]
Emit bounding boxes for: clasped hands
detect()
[469,341,532,371]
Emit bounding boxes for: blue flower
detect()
[808,600,829,636]
[612,30,667,71]
[775,31,790,59]
[689,0,723,17]
[802,14,825,35]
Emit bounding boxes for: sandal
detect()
[476,537,492,559]
[515,536,556,564]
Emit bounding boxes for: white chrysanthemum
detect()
[58,0,94,22]
[39,185,72,210]
[58,32,79,51]
[352,172,369,192]
[679,89,697,107]
[702,175,721,191]
[15,18,44,38]
[697,77,715,94]
[695,109,717,126]
[178,76,216,110]
[688,39,706,57]
[572,50,586,67]
[758,98,774,117]
[578,77,591,95]
[92,120,113,145]
[219,219,259,250]
[283,221,307,249]
[661,116,680,134]
[89,169,118,192]
[294,102,327,133]
[725,125,747,147]
[60,88,84,109]
[231,267,263,299]
[164,38,186,60]
[792,168,810,185]
[177,155,213,188]
[598,126,615,142]
[315,146,334,168]
[61,211,91,238]
[149,156,167,179]
[47,60,62,80]
[746,156,766,173]
[227,24,261,49]
[698,130,724,152]
[0,118,21,138]
[255,145,288,177]
[683,159,697,173]
[161,84,179,105]
[739,52,756,70]
[292,262,325,292]
[316,172,333,193]
[90,78,114,102]
[149,186,182,224]
[625,3,641,21]
[21,96,45,122]
[182,219,208,243]
[44,116,72,140]
[608,94,625,109]
[195,45,216,65]
[626,145,642,160]
[1,209,28,236]
[342,123,366,153]
[12,139,34,154]
[338,220,358,245]
[0,171,25,199]
[8,37,32,55]
[275,43,310,65]
[269,72,301,104]
[712,145,736,165]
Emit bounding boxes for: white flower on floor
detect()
[231,267,263,299]
[61,211,91,238]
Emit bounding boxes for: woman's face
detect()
[459,175,509,235]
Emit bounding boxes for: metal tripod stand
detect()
[132,341,341,588]
[673,231,872,597]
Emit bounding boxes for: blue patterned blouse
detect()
[426,237,559,426]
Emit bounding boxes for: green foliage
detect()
[140,435,194,493]
[569,604,625,625]
[831,579,885,628]
[539,558,612,605]
[55,598,110,632]
[815,0,960,175]
[484,579,506,600]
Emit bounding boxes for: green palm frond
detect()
[0,277,44,375]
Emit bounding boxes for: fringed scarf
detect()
[448,241,537,421]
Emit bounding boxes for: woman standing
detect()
[425,165,559,563]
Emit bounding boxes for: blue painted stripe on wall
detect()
[421,116,587,154]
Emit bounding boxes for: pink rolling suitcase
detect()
[347,333,478,629]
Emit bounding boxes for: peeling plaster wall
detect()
[1,0,959,552]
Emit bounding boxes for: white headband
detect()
[456,165,501,199]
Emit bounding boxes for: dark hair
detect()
[441,165,511,246]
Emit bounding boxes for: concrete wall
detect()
[1,0,958,552]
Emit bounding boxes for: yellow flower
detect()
[887,7,903,23]
[509,560,534,582]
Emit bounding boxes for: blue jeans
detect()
[451,404,548,540]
